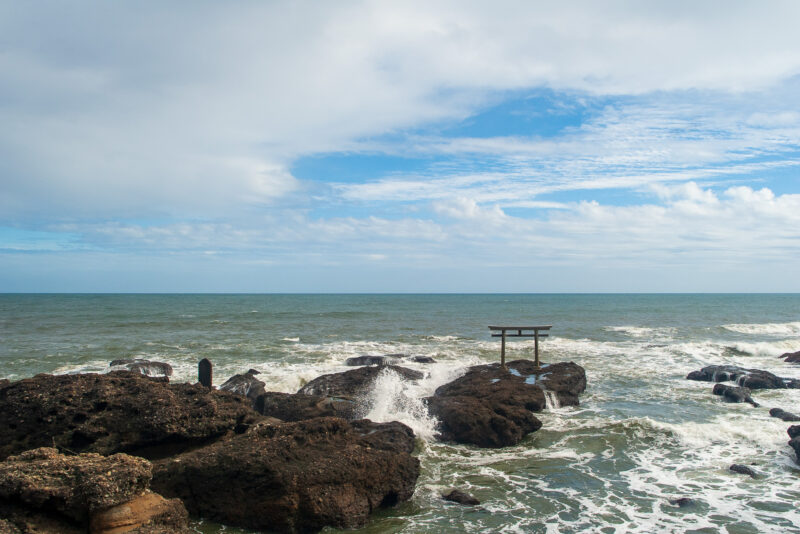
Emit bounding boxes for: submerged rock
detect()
[789,426,800,465]
[254,391,359,421]
[219,369,267,406]
[668,497,697,508]
[712,384,759,406]
[769,407,800,422]
[0,447,190,533]
[0,372,260,461]
[110,358,173,378]
[151,417,420,533]
[408,355,436,364]
[779,350,800,363]
[442,489,480,506]
[687,365,798,389]
[427,360,586,448]
[729,464,758,478]
[298,365,423,399]
[345,355,400,366]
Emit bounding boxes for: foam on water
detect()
[722,321,800,336]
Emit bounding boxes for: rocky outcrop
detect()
[426,360,586,448]
[151,417,419,533]
[345,355,400,366]
[442,489,479,505]
[779,350,800,363]
[729,464,758,478]
[254,392,359,421]
[298,365,424,399]
[769,408,800,422]
[0,372,260,461]
[789,425,800,466]
[110,359,173,378]
[0,447,189,533]
[712,384,759,406]
[686,365,800,389]
[219,369,267,406]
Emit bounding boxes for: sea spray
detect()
[362,368,439,440]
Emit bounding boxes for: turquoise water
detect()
[2,294,800,533]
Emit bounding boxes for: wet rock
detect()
[712,384,759,406]
[219,369,267,406]
[345,355,400,366]
[789,426,800,465]
[0,447,190,533]
[151,417,420,533]
[729,464,758,478]
[407,355,436,364]
[668,497,697,508]
[788,425,800,439]
[426,360,586,448]
[442,489,480,505]
[769,407,800,422]
[687,365,796,389]
[254,392,359,421]
[0,372,260,461]
[298,365,424,399]
[779,350,800,363]
[110,359,173,378]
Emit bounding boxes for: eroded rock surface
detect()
[0,372,260,461]
[298,365,424,399]
[110,359,173,378]
[254,392,359,421]
[712,384,759,406]
[219,369,267,406]
[686,365,800,389]
[151,417,419,533]
[0,447,189,533]
[426,360,586,448]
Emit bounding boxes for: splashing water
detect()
[544,390,561,410]
[362,368,441,440]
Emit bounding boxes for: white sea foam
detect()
[605,325,677,339]
[722,321,800,336]
[361,368,440,440]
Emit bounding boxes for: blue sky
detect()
[2,1,800,292]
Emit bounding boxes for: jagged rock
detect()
[298,365,424,399]
[789,426,800,465]
[668,497,697,508]
[687,365,798,389]
[426,360,586,448]
[254,392,359,421]
[769,408,800,422]
[729,464,758,478]
[0,372,260,461]
[219,369,267,406]
[345,355,400,366]
[779,350,800,363]
[407,355,436,364]
[442,489,480,505]
[110,359,173,378]
[151,417,419,533]
[712,384,759,406]
[0,447,190,533]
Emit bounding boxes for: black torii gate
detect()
[488,325,552,369]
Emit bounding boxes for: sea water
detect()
[1,294,799,533]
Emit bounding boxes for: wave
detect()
[605,326,677,339]
[721,321,800,336]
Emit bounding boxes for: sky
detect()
[2,0,800,292]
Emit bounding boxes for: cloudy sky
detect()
[2,1,800,292]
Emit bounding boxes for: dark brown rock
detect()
[729,464,758,478]
[712,384,759,406]
[442,489,480,505]
[151,417,420,533]
[0,372,260,461]
[769,407,800,422]
[219,369,267,406]
[345,355,400,366]
[789,425,800,439]
[789,427,800,466]
[779,350,800,363]
[254,392,359,421]
[668,497,697,508]
[426,360,586,448]
[89,491,191,534]
[687,365,795,389]
[110,359,173,378]
[298,365,423,399]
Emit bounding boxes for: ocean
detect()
[1,293,799,533]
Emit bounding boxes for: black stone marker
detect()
[199,358,212,388]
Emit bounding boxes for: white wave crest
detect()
[722,321,800,336]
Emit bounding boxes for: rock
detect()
[712,384,759,406]
[769,407,800,422]
[254,392,359,421]
[426,360,586,448]
[0,519,21,534]
[789,427,800,465]
[0,372,260,461]
[298,365,424,399]
[668,497,697,508]
[90,491,190,534]
[779,350,800,363]
[407,355,436,364]
[345,355,400,366]
[442,489,480,505]
[686,365,794,389]
[0,447,190,534]
[729,464,758,478]
[789,425,800,439]
[151,417,420,533]
[218,369,267,406]
[110,359,173,378]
